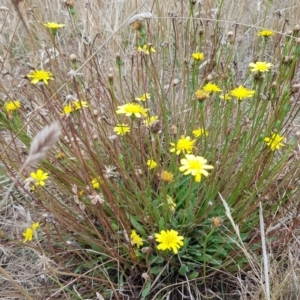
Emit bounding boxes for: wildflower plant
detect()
[1,2,300,299]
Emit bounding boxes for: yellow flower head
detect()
[179,154,214,182]
[170,135,196,155]
[137,44,156,55]
[23,222,40,243]
[130,230,143,248]
[135,93,151,101]
[195,89,209,101]
[4,101,21,113]
[264,132,285,151]
[73,100,88,110]
[143,116,158,126]
[155,229,184,254]
[229,86,255,100]
[160,170,174,182]
[62,104,74,115]
[116,103,148,118]
[147,159,157,169]
[91,177,102,189]
[192,52,204,61]
[44,22,65,30]
[249,62,273,73]
[257,29,274,37]
[23,228,34,243]
[203,83,222,93]
[27,70,54,85]
[220,93,231,101]
[192,128,209,138]
[30,169,49,186]
[113,124,130,135]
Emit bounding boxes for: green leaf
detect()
[130,216,147,236]
[179,264,188,275]
[188,271,199,279]
[150,266,163,275]
[141,281,151,300]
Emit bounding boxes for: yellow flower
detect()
[91,177,102,189]
[192,128,208,138]
[257,29,274,37]
[116,103,148,118]
[113,124,130,135]
[192,52,204,61]
[27,70,54,85]
[264,132,285,151]
[130,230,143,248]
[23,228,34,243]
[220,93,231,101]
[195,89,209,101]
[147,159,157,169]
[155,229,184,254]
[73,100,88,110]
[249,62,273,73]
[170,135,196,155]
[160,170,174,182]
[137,44,156,55]
[62,104,74,115]
[143,116,158,126]
[30,169,49,186]
[203,83,222,93]
[179,154,214,182]
[229,86,255,100]
[23,222,40,243]
[166,195,176,212]
[4,101,21,113]
[44,22,65,29]
[135,93,151,101]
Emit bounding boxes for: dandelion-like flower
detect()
[264,132,285,151]
[179,154,214,182]
[4,101,21,113]
[73,100,88,110]
[27,70,54,85]
[170,135,196,155]
[130,230,143,248]
[203,83,222,93]
[195,89,209,101]
[193,128,208,138]
[23,222,40,243]
[229,86,255,100]
[147,159,157,169]
[62,101,88,115]
[155,229,184,254]
[116,103,148,118]
[30,169,49,186]
[135,93,151,101]
[44,22,65,30]
[143,116,158,126]
[249,62,273,73]
[160,170,174,182]
[257,29,274,37]
[113,124,130,135]
[220,93,231,101]
[192,52,204,61]
[137,44,156,55]
[91,177,102,189]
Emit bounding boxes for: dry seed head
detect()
[150,120,161,134]
[227,31,234,37]
[65,1,74,8]
[212,217,222,228]
[271,81,277,88]
[283,55,293,64]
[206,74,214,81]
[70,54,77,62]
[172,78,180,86]
[291,83,300,93]
[25,122,61,167]
[293,24,300,33]
[170,125,178,136]
[131,21,142,31]
[296,38,300,44]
